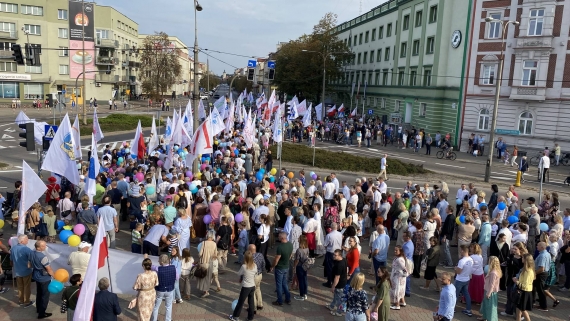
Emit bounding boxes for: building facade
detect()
[0,0,140,106]
[462,0,570,151]
[332,0,471,145]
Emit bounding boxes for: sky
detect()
[95,0,387,75]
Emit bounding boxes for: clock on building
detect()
[451,30,462,48]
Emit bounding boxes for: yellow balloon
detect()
[270,168,277,175]
[195,172,202,179]
[67,235,81,247]
[63,226,72,230]
[456,216,461,225]
[0,219,4,229]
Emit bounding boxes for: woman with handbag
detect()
[479,256,501,321]
[132,258,158,321]
[501,242,527,317]
[389,245,408,310]
[196,230,217,298]
[256,214,271,272]
[61,274,82,321]
[514,254,535,321]
[420,236,441,291]
[26,202,41,240]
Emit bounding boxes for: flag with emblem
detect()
[165,116,172,140]
[302,103,312,128]
[92,109,104,142]
[41,113,80,185]
[72,115,82,160]
[315,103,323,122]
[85,134,100,203]
[210,106,226,136]
[184,100,193,135]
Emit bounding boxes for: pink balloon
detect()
[135,173,144,182]
[157,160,164,167]
[73,224,85,236]
[200,164,208,171]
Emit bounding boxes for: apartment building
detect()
[462,0,570,151]
[0,0,140,105]
[332,0,471,145]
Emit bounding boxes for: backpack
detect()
[302,256,315,271]
[175,194,188,209]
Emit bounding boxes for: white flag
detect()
[85,134,100,203]
[41,113,80,185]
[92,109,104,143]
[267,89,276,110]
[165,116,172,140]
[148,116,159,153]
[172,109,179,128]
[273,113,283,143]
[315,103,323,122]
[286,95,299,106]
[225,101,235,134]
[184,100,193,135]
[72,115,82,160]
[243,109,255,148]
[296,99,308,116]
[18,160,47,235]
[213,95,225,111]
[198,99,206,119]
[209,106,226,136]
[189,118,214,157]
[287,102,299,120]
[302,103,312,128]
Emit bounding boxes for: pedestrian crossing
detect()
[482,168,566,185]
[81,138,153,153]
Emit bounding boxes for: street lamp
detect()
[483,17,519,182]
[192,0,202,174]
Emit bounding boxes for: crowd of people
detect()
[0,110,568,321]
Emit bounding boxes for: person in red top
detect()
[45,177,61,210]
[346,236,360,283]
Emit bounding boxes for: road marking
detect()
[14,166,22,169]
[369,148,378,151]
[0,124,11,127]
[4,128,15,132]
[1,134,14,139]
[435,163,466,169]
[0,169,22,173]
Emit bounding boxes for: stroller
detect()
[335,132,346,144]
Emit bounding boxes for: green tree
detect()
[272,13,351,102]
[199,71,221,91]
[232,75,253,94]
[139,32,182,100]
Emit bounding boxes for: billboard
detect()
[68,0,95,80]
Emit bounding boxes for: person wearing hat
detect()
[68,242,91,278]
[524,197,538,214]
[45,176,61,211]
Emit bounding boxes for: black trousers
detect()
[36,280,50,316]
[258,242,271,272]
[120,198,129,221]
[533,272,548,309]
[324,252,334,285]
[232,286,255,320]
[143,240,159,256]
[412,254,423,277]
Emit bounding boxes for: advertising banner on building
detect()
[69,0,95,80]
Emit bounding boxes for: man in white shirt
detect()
[323,179,336,201]
[252,200,269,230]
[377,177,387,194]
[538,152,550,182]
[68,242,91,277]
[379,154,388,180]
[349,188,358,207]
[331,173,340,194]
[372,186,382,212]
[510,223,528,247]
[456,184,469,210]
[57,191,76,221]
[306,181,316,198]
[454,245,474,316]
[496,219,512,246]
[342,181,350,200]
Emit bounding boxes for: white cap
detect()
[78,241,91,249]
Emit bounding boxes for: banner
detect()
[69,0,95,80]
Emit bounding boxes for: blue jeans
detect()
[455,280,471,311]
[237,245,246,264]
[174,280,181,300]
[275,268,290,304]
[296,265,308,296]
[405,276,411,296]
[151,290,174,321]
[442,239,453,266]
[346,311,367,321]
[348,267,361,284]
[372,258,386,284]
[328,288,344,313]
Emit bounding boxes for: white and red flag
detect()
[130,120,146,160]
[349,107,357,118]
[326,105,337,117]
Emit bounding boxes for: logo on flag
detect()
[61,133,75,159]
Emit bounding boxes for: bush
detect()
[270,143,429,176]
[79,114,158,133]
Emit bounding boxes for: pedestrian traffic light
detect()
[18,122,35,151]
[268,69,275,80]
[42,136,50,151]
[247,68,255,81]
[12,44,24,65]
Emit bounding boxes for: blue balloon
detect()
[497,202,506,211]
[174,146,179,151]
[514,209,521,217]
[57,220,65,229]
[189,183,197,191]
[259,168,266,174]
[39,212,44,218]
[216,168,222,174]
[48,280,64,294]
[483,265,489,275]
[459,215,466,224]
[456,198,463,205]
[508,216,519,224]
[231,299,239,311]
[270,177,275,183]
[197,242,203,254]
[479,203,487,209]
[540,222,549,232]
[256,172,263,181]
[59,230,73,244]
[145,186,156,195]
[125,148,130,153]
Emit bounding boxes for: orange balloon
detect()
[54,269,69,283]
[287,172,294,179]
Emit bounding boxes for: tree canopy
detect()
[272,13,351,102]
[139,32,182,99]
[199,71,221,92]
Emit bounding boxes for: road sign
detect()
[44,125,58,140]
[267,61,276,69]
[247,60,257,68]
[368,109,374,115]
[62,89,66,94]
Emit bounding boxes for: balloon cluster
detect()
[58,220,86,247]
[48,268,71,293]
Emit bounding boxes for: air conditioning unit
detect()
[95,83,102,87]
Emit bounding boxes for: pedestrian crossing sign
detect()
[44,125,58,140]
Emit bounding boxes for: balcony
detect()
[509,86,546,101]
[95,37,119,48]
[95,73,119,83]
[0,50,13,59]
[95,56,118,65]
[0,30,17,40]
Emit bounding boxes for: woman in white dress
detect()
[314,203,326,256]
[173,208,192,251]
[395,203,409,246]
[423,209,437,250]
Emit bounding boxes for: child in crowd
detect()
[211,254,221,292]
[168,228,179,253]
[180,248,194,300]
[170,246,183,303]
[131,223,143,254]
[357,213,365,238]
[236,222,248,264]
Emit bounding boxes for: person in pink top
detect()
[479,256,501,321]
[208,194,223,228]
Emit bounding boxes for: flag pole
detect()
[106,239,113,292]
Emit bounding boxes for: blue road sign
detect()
[61,89,66,94]
[247,60,257,68]
[44,125,58,140]
[368,109,374,115]
[267,61,276,69]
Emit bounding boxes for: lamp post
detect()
[483,18,519,182]
[81,0,87,125]
[192,0,203,174]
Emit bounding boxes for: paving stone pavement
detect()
[1,225,570,320]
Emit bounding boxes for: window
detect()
[348,37,351,47]
[359,33,363,45]
[412,40,420,56]
[415,11,423,27]
[423,69,432,86]
[395,100,401,112]
[23,83,43,99]
[58,28,68,39]
[371,29,376,41]
[58,9,68,20]
[357,53,362,65]
[398,70,405,85]
[528,9,544,36]
[365,31,369,43]
[375,72,380,85]
[27,43,41,54]
[0,41,14,51]
[482,65,496,85]
[25,65,42,73]
[518,112,533,135]
[381,98,386,109]
[382,70,389,85]
[488,13,501,38]
[368,73,373,85]
[379,26,384,39]
[370,51,374,63]
[59,46,69,57]
[352,54,356,65]
[400,42,407,58]
[363,52,368,64]
[420,103,427,117]
[0,22,15,33]
[377,49,382,62]
[24,24,41,35]
[21,5,42,15]
[522,60,538,86]
[0,61,16,72]
[59,65,69,75]
[429,5,438,23]
[478,109,490,130]
[410,70,417,86]
[426,37,435,54]
[384,47,390,61]
[403,15,410,30]
[96,29,110,39]
[354,35,357,46]
[387,23,392,37]
[0,2,17,13]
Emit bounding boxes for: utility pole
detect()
[81,0,87,125]
[192,1,203,174]
[207,58,209,92]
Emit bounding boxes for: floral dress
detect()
[133,271,158,321]
[390,257,408,303]
[343,286,368,316]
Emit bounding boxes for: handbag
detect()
[36,219,48,237]
[420,257,428,272]
[79,212,98,235]
[61,289,79,313]
[511,283,522,305]
[194,242,208,279]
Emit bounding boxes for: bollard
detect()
[514,170,522,187]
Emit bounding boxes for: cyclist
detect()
[441,139,453,158]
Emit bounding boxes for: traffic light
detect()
[11,44,24,65]
[42,136,51,151]
[268,69,275,80]
[247,68,255,81]
[18,123,35,151]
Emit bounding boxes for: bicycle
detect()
[529,151,544,166]
[436,147,457,160]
